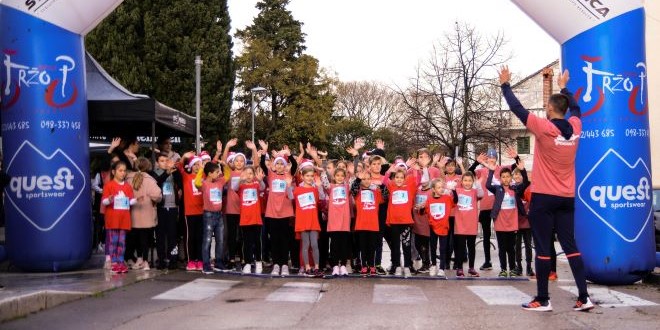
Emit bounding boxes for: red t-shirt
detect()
[238,182,262,226]
[494,187,519,232]
[454,187,479,235]
[293,185,320,232]
[180,167,203,216]
[225,170,242,215]
[354,187,383,232]
[202,178,226,212]
[425,193,453,236]
[527,115,581,197]
[265,172,294,218]
[327,183,351,232]
[386,176,418,225]
[102,180,134,230]
[519,186,532,229]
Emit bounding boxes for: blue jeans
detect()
[202,211,225,270]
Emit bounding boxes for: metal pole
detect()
[195,55,202,154]
[251,91,256,143]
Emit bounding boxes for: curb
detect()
[0,290,90,323]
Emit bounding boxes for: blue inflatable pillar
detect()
[0,1,122,271]
[512,1,654,284]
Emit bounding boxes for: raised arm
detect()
[557,70,581,118]
[499,65,530,125]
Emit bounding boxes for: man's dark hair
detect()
[549,93,569,115]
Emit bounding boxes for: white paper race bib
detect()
[271,179,287,193]
[392,190,409,205]
[243,188,258,202]
[458,194,473,210]
[210,188,222,203]
[430,203,446,218]
[162,182,173,195]
[361,190,375,204]
[332,186,347,200]
[297,192,316,208]
[114,196,129,210]
[415,194,428,205]
[502,194,516,210]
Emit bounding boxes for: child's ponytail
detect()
[132,157,153,190]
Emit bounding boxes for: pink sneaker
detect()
[186,261,196,271]
[196,261,203,271]
[111,263,120,273]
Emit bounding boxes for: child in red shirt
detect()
[232,166,266,274]
[418,178,456,278]
[385,165,419,278]
[452,171,484,277]
[513,169,534,277]
[179,153,204,271]
[102,161,136,273]
[351,170,388,276]
[292,167,324,276]
[195,162,228,274]
[322,168,352,276]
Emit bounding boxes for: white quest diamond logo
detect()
[577,149,652,243]
[4,140,86,232]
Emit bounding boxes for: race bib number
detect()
[502,194,516,210]
[392,191,409,205]
[210,188,222,203]
[332,186,347,200]
[191,179,200,195]
[361,190,375,204]
[430,203,446,218]
[458,194,473,209]
[114,196,129,210]
[415,194,428,205]
[297,192,316,208]
[162,182,173,196]
[243,188,258,202]
[272,179,287,193]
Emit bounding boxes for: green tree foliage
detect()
[233,0,335,149]
[85,0,235,142]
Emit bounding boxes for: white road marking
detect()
[468,286,533,305]
[266,282,324,303]
[152,279,239,301]
[372,284,428,304]
[560,286,658,308]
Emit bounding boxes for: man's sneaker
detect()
[468,268,480,277]
[573,297,595,312]
[498,270,508,277]
[271,264,281,276]
[548,271,558,281]
[332,266,340,276]
[479,262,493,271]
[437,268,446,278]
[339,265,349,276]
[429,265,438,277]
[186,261,196,271]
[522,298,553,312]
[202,268,214,275]
[403,267,412,278]
[456,269,465,277]
[369,267,377,276]
[195,261,203,271]
[242,264,252,274]
[394,267,403,276]
[360,266,368,276]
[281,265,290,276]
[375,265,387,275]
[255,262,263,274]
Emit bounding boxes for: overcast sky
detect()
[227,0,560,86]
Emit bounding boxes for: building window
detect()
[517,136,530,154]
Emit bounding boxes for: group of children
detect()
[98,136,547,279]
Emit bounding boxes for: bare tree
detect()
[334,81,403,129]
[394,22,513,159]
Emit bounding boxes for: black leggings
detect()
[133,228,154,261]
[358,231,379,267]
[157,207,178,263]
[318,212,329,268]
[267,218,291,266]
[496,231,516,271]
[444,216,455,267]
[330,231,350,266]
[454,234,476,269]
[185,215,203,261]
[225,214,241,260]
[515,228,533,268]
[242,225,262,263]
[414,234,430,266]
[479,210,493,263]
[390,225,412,268]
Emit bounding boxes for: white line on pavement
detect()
[560,286,659,308]
[468,285,533,305]
[266,282,324,303]
[152,279,240,301]
[372,284,428,304]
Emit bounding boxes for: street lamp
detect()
[250,86,267,143]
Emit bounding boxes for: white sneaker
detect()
[403,267,412,278]
[394,266,403,276]
[242,264,252,274]
[345,263,353,274]
[437,269,446,278]
[332,266,340,276]
[339,265,348,276]
[255,262,263,274]
[573,297,595,311]
[271,264,281,276]
[429,265,438,276]
[142,262,150,271]
[131,259,145,270]
[281,265,290,276]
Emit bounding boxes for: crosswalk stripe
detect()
[560,286,659,308]
[372,284,428,304]
[152,279,240,301]
[266,282,325,303]
[468,285,533,305]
